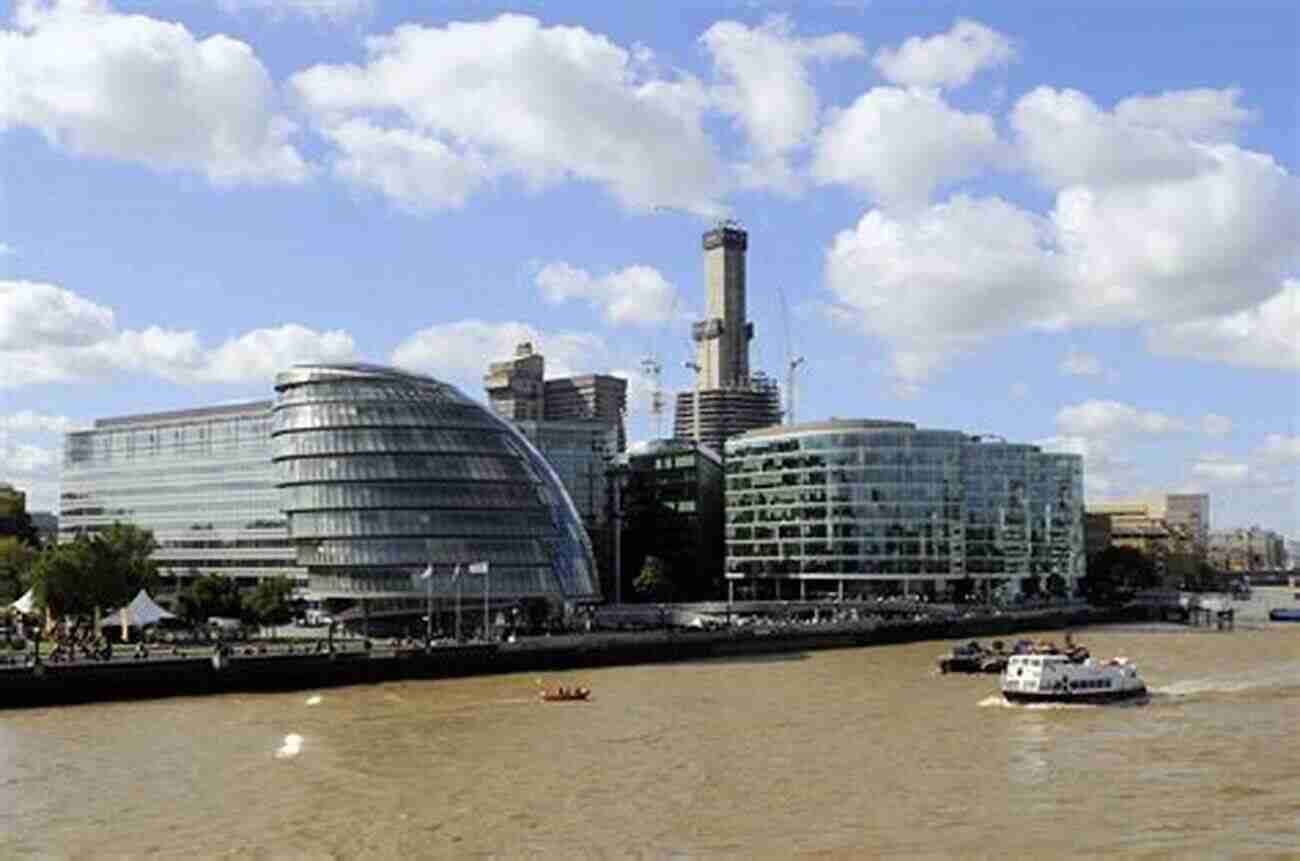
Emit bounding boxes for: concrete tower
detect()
[693,223,753,389]
[675,223,781,453]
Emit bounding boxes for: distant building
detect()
[1165,493,1210,553]
[674,224,781,453]
[1208,527,1287,572]
[483,342,628,451]
[725,420,1084,602]
[1090,495,1206,563]
[59,402,307,606]
[614,439,725,603]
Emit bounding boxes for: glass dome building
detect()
[271,364,600,602]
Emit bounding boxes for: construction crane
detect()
[778,285,804,426]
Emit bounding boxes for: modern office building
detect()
[614,439,724,603]
[674,224,781,452]
[1084,512,1113,561]
[724,420,1084,601]
[484,342,628,451]
[272,363,600,605]
[1090,498,1201,563]
[59,402,307,604]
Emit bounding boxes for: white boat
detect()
[1000,652,1147,704]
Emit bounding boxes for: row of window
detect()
[288,508,557,540]
[276,454,530,484]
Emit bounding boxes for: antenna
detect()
[641,355,663,438]
[778,286,804,426]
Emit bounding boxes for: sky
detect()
[0,0,1296,539]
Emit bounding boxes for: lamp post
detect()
[468,561,490,641]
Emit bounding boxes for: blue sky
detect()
[1,0,1296,539]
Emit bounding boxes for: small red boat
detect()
[539,686,590,702]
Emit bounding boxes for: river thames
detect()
[3,592,1298,858]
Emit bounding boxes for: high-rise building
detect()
[1207,527,1287,572]
[674,223,781,453]
[483,343,627,451]
[59,402,307,605]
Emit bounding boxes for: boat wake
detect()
[977,694,1148,710]
[1153,663,1300,701]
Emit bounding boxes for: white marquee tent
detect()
[99,589,177,628]
[7,587,35,614]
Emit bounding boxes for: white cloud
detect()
[813,87,1004,209]
[391,319,610,395]
[1012,87,1215,189]
[1201,413,1233,438]
[0,243,13,256]
[0,410,80,433]
[196,325,357,383]
[0,279,356,387]
[700,15,862,193]
[822,92,1298,384]
[1113,88,1253,143]
[4,441,57,473]
[0,280,115,349]
[1,0,309,183]
[823,195,1063,384]
[1056,400,1188,436]
[536,262,681,327]
[1009,381,1030,400]
[322,119,494,212]
[1192,459,1249,483]
[291,14,725,214]
[1146,279,1300,370]
[1059,349,1102,377]
[1260,434,1300,461]
[872,18,1014,90]
[216,0,372,23]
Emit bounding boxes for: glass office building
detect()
[60,402,307,603]
[272,364,600,602]
[724,420,1083,600]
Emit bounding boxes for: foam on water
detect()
[305,695,322,706]
[977,694,1103,710]
[275,733,304,759]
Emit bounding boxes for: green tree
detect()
[30,525,159,619]
[0,537,37,604]
[1083,546,1157,604]
[633,556,675,602]
[1020,574,1042,599]
[176,573,243,627]
[245,577,296,635]
[950,576,977,604]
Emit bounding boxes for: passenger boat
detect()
[539,686,590,702]
[1000,653,1147,704]
[937,640,1009,674]
[1268,608,1300,622]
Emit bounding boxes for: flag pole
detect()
[425,564,433,646]
[454,565,462,643]
[483,565,490,642]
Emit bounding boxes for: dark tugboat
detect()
[937,640,1010,674]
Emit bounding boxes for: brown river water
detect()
[3,590,1299,859]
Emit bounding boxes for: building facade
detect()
[675,224,781,453]
[484,342,628,451]
[1208,527,1287,572]
[59,402,307,604]
[272,364,600,604]
[615,439,724,603]
[724,420,1084,600]
[1165,493,1210,553]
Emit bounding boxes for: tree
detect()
[1083,546,1157,604]
[1019,574,1042,600]
[0,537,37,604]
[177,573,243,628]
[950,576,977,604]
[245,577,296,635]
[633,556,675,602]
[30,525,159,619]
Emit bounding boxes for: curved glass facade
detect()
[272,364,599,601]
[725,420,1083,599]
